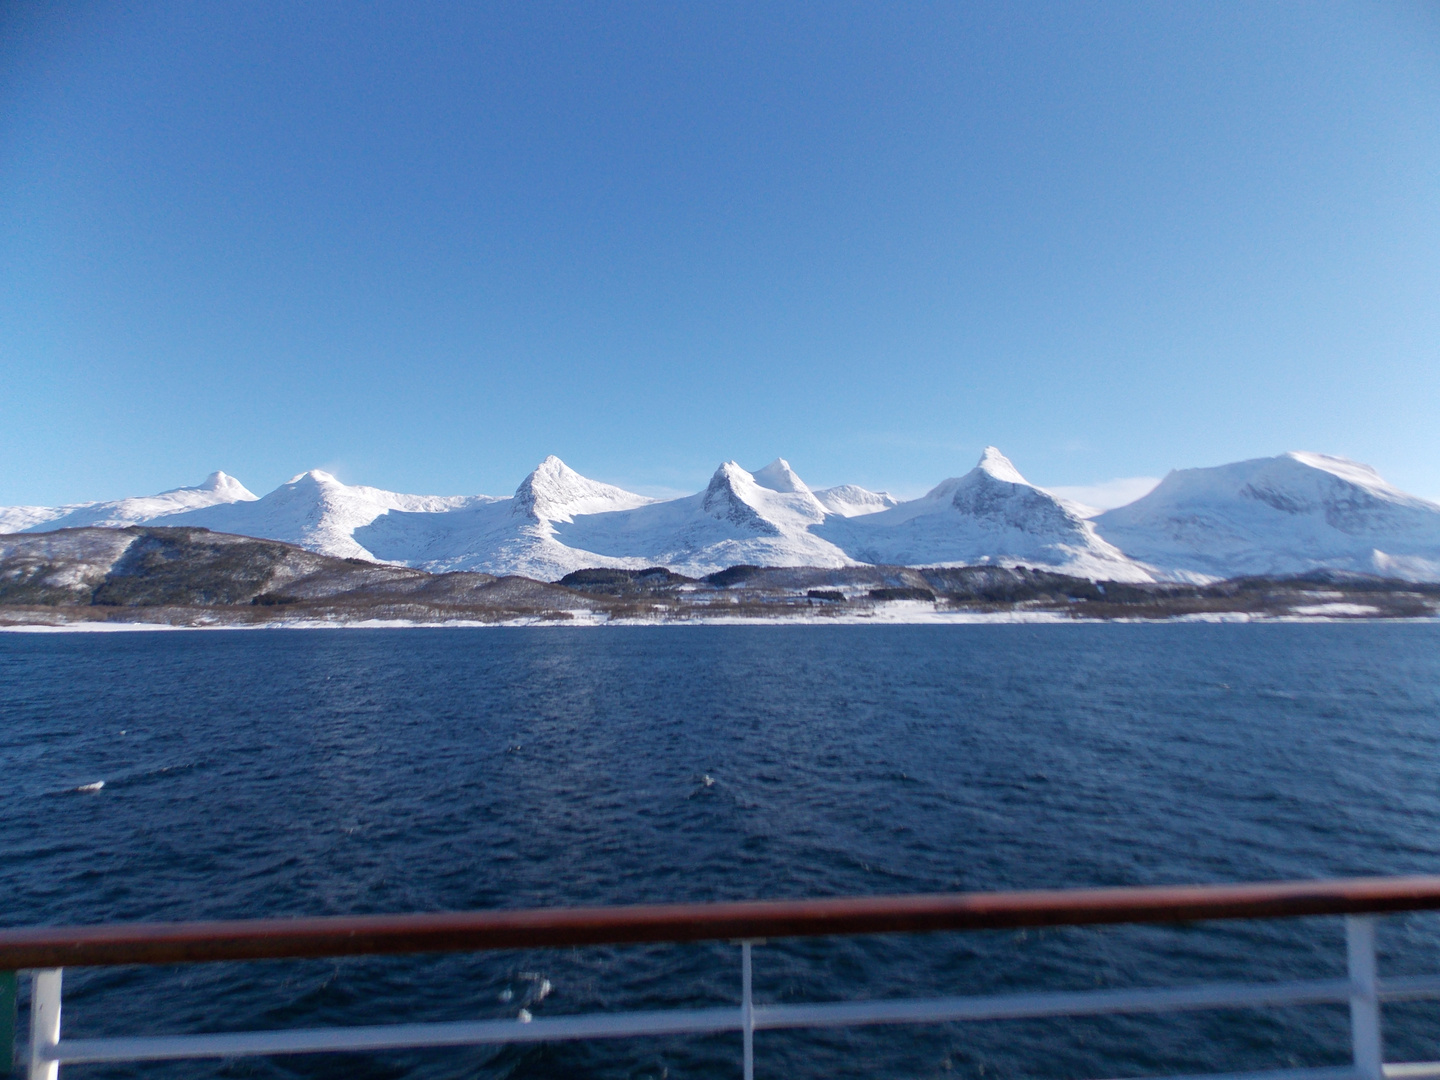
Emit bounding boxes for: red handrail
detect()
[5,876,1440,969]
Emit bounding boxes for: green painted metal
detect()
[0,970,15,1077]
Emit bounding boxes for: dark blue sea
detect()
[4,623,1440,1080]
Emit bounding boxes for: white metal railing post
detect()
[741,941,755,1080]
[1346,916,1383,1080]
[28,969,62,1080]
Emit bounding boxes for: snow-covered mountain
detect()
[6,449,1438,583]
[554,458,854,576]
[1094,452,1440,581]
[357,456,656,579]
[813,484,900,517]
[166,470,495,562]
[369,455,854,578]
[0,472,256,534]
[821,447,1153,582]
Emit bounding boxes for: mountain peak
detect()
[831,448,1149,580]
[916,447,1031,504]
[1094,451,1440,580]
[704,461,750,496]
[513,457,652,523]
[975,447,1028,485]
[286,469,342,487]
[199,471,258,500]
[700,462,780,534]
[752,458,812,494]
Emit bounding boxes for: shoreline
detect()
[6,528,1436,631]
[4,607,1437,633]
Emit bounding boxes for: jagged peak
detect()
[975,446,1029,485]
[706,460,752,489]
[918,448,1034,502]
[513,456,652,522]
[705,459,818,500]
[752,458,812,494]
[915,446,1031,506]
[515,456,591,504]
[701,462,780,534]
[901,448,1088,531]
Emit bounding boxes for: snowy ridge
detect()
[168,470,496,562]
[553,459,853,576]
[1094,452,1440,581]
[0,472,256,534]
[813,484,900,517]
[5,449,1439,583]
[359,457,656,579]
[821,447,1152,582]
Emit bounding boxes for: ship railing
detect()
[8,876,1440,1079]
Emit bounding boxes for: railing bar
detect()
[43,976,1356,1064]
[753,978,1354,1030]
[10,875,1440,969]
[1098,1067,1359,1080]
[1378,976,1440,1001]
[48,1007,744,1063]
[1385,1064,1440,1079]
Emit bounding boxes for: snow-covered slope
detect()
[553,458,855,576]
[167,470,495,562]
[1094,452,1440,581]
[0,504,77,533]
[822,448,1153,581]
[0,472,256,534]
[357,456,656,578]
[813,484,900,517]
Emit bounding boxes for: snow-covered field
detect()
[7,447,1440,584]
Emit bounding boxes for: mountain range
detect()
[5,448,1438,583]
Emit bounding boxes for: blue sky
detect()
[3,2,1438,506]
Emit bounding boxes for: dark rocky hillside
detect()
[0,527,596,625]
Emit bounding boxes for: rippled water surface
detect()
[3,623,1440,1080]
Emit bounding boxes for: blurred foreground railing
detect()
[9,876,1440,1079]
